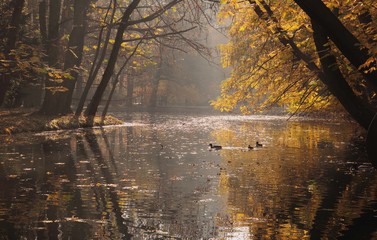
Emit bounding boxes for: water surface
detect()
[0,112,376,239]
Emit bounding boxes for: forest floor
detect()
[0,108,123,135]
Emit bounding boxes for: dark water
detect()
[0,112,376,240]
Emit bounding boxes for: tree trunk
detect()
[61,0,74,36]
[101,78,117,124]
[60,0,90,112]
[251,1,375,129]
[84,0,141,121]
[75,0,116,116]
[101,40,142,122]
[38,0,62,114]
[0,74,7,107]
[5,0,25,55]
[75,26,105,116]
[293,0,377,92]
[39,0,89,115]
[38,0,47,45]
[101,75,120,124]
[47,0,61,67]
[149,61,162,108]
[75,74,83,99]
[0,0,25,106]
[125,75,134,108]
[312,21,375,129]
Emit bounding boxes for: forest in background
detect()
[1,0,377,134]
[0,0,224,121]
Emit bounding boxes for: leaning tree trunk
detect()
[101,39,142,122]
[75,0,116,116]
[292,0,377,165]
[311,20,375,129]
[250,0,375,129]
[75,27,105,116]
[293,0,377,93]
[84,0,141,121]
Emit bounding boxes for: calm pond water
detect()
[0,111,377,240]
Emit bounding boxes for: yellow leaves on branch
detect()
[47,70,72,80]
[360,57,377,73]
[210,96,237,113]
[323,0,341,10]
[214,0,340,114]
[0,44,46,79]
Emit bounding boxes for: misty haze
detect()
[1,1,377,239]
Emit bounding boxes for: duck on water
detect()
[209,143,222,150]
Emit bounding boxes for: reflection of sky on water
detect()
[0,112,376,239]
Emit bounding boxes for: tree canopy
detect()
[212,0,377,129]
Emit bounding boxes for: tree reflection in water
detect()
[0,113,376,239]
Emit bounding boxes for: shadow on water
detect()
[0,112,376,239]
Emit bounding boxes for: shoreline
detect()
[0,108,124,135]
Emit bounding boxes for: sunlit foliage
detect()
[212,0,377,115]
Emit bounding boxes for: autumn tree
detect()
[293,0,377,92]
[213,0,377,126]
[213,0,377,163]
[0,0,46,108]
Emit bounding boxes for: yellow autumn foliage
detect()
[212,0,377,115]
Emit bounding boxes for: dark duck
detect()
[256,141,263,147]
[209,143,222,150]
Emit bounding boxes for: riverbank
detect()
[0,108,124,135]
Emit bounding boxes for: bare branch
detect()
[127,0,183,26]
[122,26,197,42]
